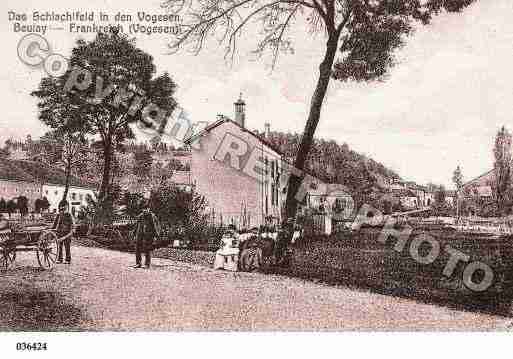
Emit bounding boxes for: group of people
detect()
[213,224,303,272]
[0,199,162,269]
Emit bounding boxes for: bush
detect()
[149,184,210,247]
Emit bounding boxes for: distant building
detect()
[389,179,434,209]
[445,190,457,206]
[461,170,494,200]
[305,183,353,216]
[0,158,96,214]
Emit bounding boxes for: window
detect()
[45,190,48,195]
[79,194,83,201]
[54,190,58,195]
[71,192,77,201]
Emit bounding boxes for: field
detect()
[286,226,513,316]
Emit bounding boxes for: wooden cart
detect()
[0,226,58,270]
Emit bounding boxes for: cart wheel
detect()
[0,248,16,270]
[37,231,58,269]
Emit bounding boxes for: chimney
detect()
[234,93,246,128]
[264,122,271,138]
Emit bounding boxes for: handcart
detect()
[0,226,58,270]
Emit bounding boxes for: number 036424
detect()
[16,342,48,351]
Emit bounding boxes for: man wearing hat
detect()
[133,200,160,268]
[52,200,74,264]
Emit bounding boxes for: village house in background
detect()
[461,170,494,200]
[388,179,435,210]
[0,157,96,215]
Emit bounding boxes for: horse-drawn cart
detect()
[0,226,58,270]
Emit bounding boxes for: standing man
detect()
[134,201,160,269]
[52,200,74,264]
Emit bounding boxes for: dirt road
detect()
[0,244,511,331]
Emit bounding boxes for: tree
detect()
[41,197,50,213]
[493,126,512,215]
[17,196,29,217]
[6,199,16,218]
[452,165,463,190]
[452,165,464,218]
[32,30,177,209]
[149,185,208,245]
[34,198,43,213]
[431,185,449,217]
[39,130,89,202]
[165,0,477,258]
[133,149,153,179]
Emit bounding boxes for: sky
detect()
[1,0,512,189]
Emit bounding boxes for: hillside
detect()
[259,131,401,204]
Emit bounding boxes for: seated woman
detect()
[213,230,240,271]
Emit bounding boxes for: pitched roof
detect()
[7,159,95,189]
[462,169,495,188]
[185,117,285,157]
[0,158,36,182]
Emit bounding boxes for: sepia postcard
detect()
[1,0,513,356]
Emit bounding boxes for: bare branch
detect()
[167,0,255,53]
[167,0,321,59]
[271,5,300,69]
[225,0,302,62]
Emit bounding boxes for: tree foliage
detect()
[149,185,208,243]
[31,31,178,207]
[261,130,398,206]
[39,130,89,201]
[452,165,463,190]
[17,196,29,217]
[493,126,512,215]
[5,200,16,217]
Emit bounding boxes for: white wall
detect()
[42,184,95,215]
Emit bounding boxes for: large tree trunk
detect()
[98,140,112,203]
[92,140,113,228]
[276,34,339,262]
[61,160,72,203]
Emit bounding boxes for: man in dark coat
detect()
[52,200,74,264]
[134,201,160,269]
